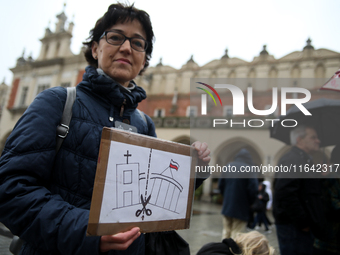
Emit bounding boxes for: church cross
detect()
[124,150,132,164]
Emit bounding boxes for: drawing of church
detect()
[112,150,183,214]
[113,150,143,209]
[116,162,141,207]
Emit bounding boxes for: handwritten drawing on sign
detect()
[99,141,192,224]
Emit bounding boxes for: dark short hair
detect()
[83,3,154,75]
[290,125,316,145]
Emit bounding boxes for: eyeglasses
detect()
[99,31,148,52]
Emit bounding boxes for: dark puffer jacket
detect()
[0,66,156,255]
[273,146,328,240]
[218,149,259,221]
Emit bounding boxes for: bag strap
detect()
[137,109,147,124]
[9,87,77,255]
[55,90,143,154]
[56,87,76,154]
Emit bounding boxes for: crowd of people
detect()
[218,125,340,255]
[273,125,340,255]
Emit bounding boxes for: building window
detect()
[43,45,49,59]
[292,80,298,99]
[154,108,165,117]
[60,82,71,88]
[186,106,197,117]
[223,106,233,117]
[123,170,132,184]
[55,42,60,58]
[36,84,50,95]
[19,87,29,106]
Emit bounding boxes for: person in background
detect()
[273,125,326,255]
[250,182,271,233]
[262,180,273,228]
[218,148,258,239]
[312,145,340,255]
[252,179,272,231]
[0,3,210,255]
[263,180,273,210]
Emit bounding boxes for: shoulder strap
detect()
[56,87,76,154]
[9,87,76,254]
[137,109,147,124]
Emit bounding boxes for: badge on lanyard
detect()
[114,121,138,133]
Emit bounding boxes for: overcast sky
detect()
[1,0,340,85]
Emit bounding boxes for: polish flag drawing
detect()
[169,159,179,171]
[320,69,340,92]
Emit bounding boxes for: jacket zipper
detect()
[120,99,126,118]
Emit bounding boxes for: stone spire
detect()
[221,48,229,59]
[16,48,26,66]
[260,45,269,55]
[156,57,163,67]
[303,38,314,50]
[45,20,52,36]
[187,55,195,63]
[55,12,67,33]
[37,3,74,60]
[181,54,199,69]
[55,3,67,33]
[27,52,34,62]
[67,14,74,34]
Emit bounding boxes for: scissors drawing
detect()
[135,194,152,218]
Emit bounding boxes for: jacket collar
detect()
[292,146,313,164]
[80,65,146,108]
[96,68,136,92]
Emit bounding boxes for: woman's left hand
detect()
[192,141,211,165]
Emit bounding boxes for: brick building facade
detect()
[1,10,340,200]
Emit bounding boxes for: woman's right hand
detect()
[99,227,141,252]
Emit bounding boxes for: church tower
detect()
[37,4,74,60]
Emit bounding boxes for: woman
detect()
[0,3,210,255]
[196,231,275,255]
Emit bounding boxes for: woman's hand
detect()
[192,141,211,165]
[99,227,141,252]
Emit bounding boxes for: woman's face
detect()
[92,19,146,87]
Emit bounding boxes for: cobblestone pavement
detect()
[0,201,279,255]
[178,200,279,255]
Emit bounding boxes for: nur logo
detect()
[196,82,312,116]
[196,82,222,115]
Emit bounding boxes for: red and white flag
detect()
[169,159,179,171]
[320,69,340,92]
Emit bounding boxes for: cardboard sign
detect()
[87,127,197,236]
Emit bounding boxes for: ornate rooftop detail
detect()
[187,55,195,63]
[260,45,269,55]
[156,57,163,67]
[303,38,314,50]
[16,49,26,66]
[221,48,229,59]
